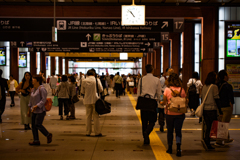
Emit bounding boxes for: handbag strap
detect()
[201,84,213,105]
[96,78,99,96]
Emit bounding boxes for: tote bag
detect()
[210,120,229,139]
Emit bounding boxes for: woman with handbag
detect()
[160,73,187,157]
[16,72,33,130]
[27,75,52,145]
[56,75,70,120]
[68,75,77,119]
[201,71,223,150]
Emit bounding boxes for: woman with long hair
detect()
[16,72,33,130]
[160,73,187,157]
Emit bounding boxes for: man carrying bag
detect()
[136,64,162,145]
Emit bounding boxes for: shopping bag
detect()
[210,120,229,139]
[52,96,59,106]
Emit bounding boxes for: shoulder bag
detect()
[195,84,213,117]
[135,78,158,112]
[38,86,53,111]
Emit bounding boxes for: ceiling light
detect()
[58,0,65,2]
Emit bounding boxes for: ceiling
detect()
[0,0,239,5]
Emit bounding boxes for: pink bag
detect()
[210,120,229,139]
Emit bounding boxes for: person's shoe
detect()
[95,133,102,137]
[166,145,172,154]
[66,116,69,120]
[0,119,2,123]
[207,145,215,150]
[214,142,225,147]
[201,140,208,151]
[160,126,164,132]
[224,139,234,143]
[69,116,76,119]
[143,132,150,145]
[60,116,63,120]
[29,141,40,146]
[176,143,181,157]
[47,133,52,143]
[24,124,31,130]
[10,104,13,107]
[86,134,90,137]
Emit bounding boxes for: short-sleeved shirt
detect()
[201,84,219,111]
[164,86,186,115]
[187,78,203,94]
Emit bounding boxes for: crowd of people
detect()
[0,65,235,156]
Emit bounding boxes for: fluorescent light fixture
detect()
[194,0,201,3]
[120,53,128,60]
[58,0,65,2]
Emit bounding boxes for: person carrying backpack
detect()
[187,72,203,116]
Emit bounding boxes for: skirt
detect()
[20,95,31,125]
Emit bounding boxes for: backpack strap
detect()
[219,82,227,93]
[169,87,182,97]
[96,78,99,96]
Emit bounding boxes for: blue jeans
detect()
[32,112,49,141]
[166,114,185,145]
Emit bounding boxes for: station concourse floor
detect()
[1,92,240,160]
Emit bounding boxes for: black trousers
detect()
[32,112,49,141]
[166,114,185,145]
[158,108,165,127]
[115,83,122,97]
[9,91,15,105]
[203,110,217,145]
[141,110,157,137]
[0,97,6,121]
[58,98,69,116]
[188,94,199,110]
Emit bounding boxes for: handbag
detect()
[52,96,59,106]
[210,120,229,140]
[195,84,213,117]
[168,88,187,114]
[129,81,134,87]
[72,94,79,103]
[135,78,157,112]
[39,86,52,111]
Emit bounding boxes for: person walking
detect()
[81,69,103,137]
[28,75,52,145]
[215,70,234,146]
[49,73,58,96]
[0,69,9,123]
[160,73,187,157]
[8,74,18,107]
[56,75,70,120]
[68,75,77,119]
[201,71,223,150]
[137,64,162,145]
[16,72,33,130]
[114,72,123,98]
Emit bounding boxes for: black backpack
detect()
[188,79,197,96]
[95,99,111,115]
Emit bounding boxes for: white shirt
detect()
[81,76,103,105]
[77,75,85,86]
[159,76,166,92]
[9,80,16,91]
[137,73,162,101]
[179,74,182,81]
[49,76,58,85]
[187,78,203,94]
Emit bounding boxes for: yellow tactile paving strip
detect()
[127,93,173,160]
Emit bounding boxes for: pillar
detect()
[40,52,46,76]
[147,52,152,65]
[30,52,37,76]
[182,22,194,90]
[170,33,180,74]
[65,59,69,75]
[162,42,170,74]
[10,47,19,83]
[51,57,55,75]
[154,48,161,77]
[142,57,146,76]
[59,57,63,75]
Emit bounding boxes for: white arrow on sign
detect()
[86,34,91,41]
[141,48,146,51]
[161,21,168,29]
[145,42,151,47]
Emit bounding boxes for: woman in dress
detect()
[16,72,33,130]
[7,74,18,107]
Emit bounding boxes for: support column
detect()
[170,33,180,74]
[162,42,170,74]
[65,59,69,75]
[10,47,19,83]
[30,52,37,76]
[40,52,46,76]
[51,57,55,75]
[151,52,155,67]
[147,52,152,65]
[154,48,161,77]
[183,23,194,90]
[59,57,63,75]
[142,57,146,76]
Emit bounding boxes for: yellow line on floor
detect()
[127,93,173,160]
[153,128,240,132]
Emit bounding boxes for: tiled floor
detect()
[0,92,240,160]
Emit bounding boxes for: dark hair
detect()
[61,75,68,82]
[69,75,76,83]
[179,68,182,73]
[192,72,199,79]
[218,70,228,82]
[90,68,96,74]
[52,72,55,76]
[205,71,217,85]
[87,70,95,76]
[0,69,2,77]
[116,72,119,75]
[10,74,13,78]
[145,64,153,73]
[166,73,182,87]
[21,72,33,86]
[166,68,169,73]
[32,75,43,85]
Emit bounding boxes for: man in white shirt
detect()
[81,69,103,137]
[137,64,162,145]
[49,73,58,96]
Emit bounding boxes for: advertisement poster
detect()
[226,23,240,57]
[19,52,27,68]
[226,64,240,92]
[0,47,6,66]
